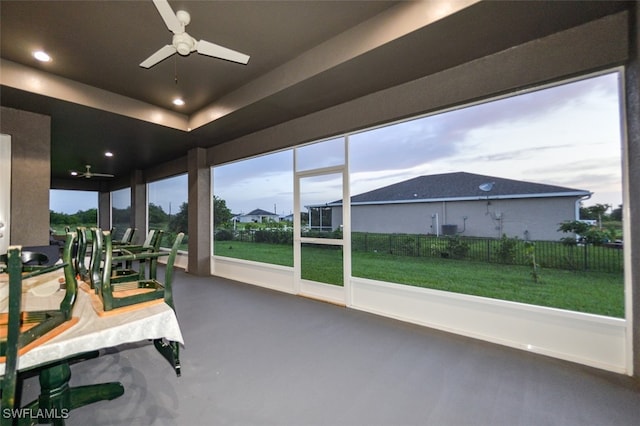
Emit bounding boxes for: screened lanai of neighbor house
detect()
[1,0,640,424]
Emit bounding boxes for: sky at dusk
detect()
[215,71,623,216]
[52,71,623,218]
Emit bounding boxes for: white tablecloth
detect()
[0,274,184,375]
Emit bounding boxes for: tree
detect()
[581,203,611,228]
[610,204,623,221]
[50,210,68,225]
[558,220,591,238]
[112,206,131,224]
[49,208,97,226]
[213,196,232,226]
[168,202,188,233]
[163,196,233,233]
[148,203,169,224]
[558,220,612,245]
[579,206,596,220]
[76,208,97,224]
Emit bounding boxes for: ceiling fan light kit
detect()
[140,0,250,69]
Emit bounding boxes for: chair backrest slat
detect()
[142,229,156,248]
[89,227,103,293]
[120,228,132,244]
[163,233,184,311]
[1,246,23,412]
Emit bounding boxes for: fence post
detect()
[583,243,588,271]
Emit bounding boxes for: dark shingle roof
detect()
[329,172,590,205]
[245,208,278,216]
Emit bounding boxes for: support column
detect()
[131,169,147,244]
[98,191,111,231]
[187,147,211,276]
[626,3,640,379]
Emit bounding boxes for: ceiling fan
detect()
[71,165,114,179]
[140,0,250,69]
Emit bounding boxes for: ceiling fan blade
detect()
[152,0,182,33]
[196,40,250,65]
[90,173,115,178]
[140,44,177,68]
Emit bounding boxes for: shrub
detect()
[524,241,540,283]
[495,234,518,264]
[255,229,293,244]
[215,229,235,241]
[444,235,470,259]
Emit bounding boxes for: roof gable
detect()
[245,208,278,216]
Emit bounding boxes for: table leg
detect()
[21,361,124,425]
[153,339,181,377]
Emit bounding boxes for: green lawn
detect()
[215,240,293,266]
[214,240,625,318]
[353,252,623,317]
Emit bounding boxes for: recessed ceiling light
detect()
[70,171,78,176]
[105,151,114,157]
[33,50,51,62]
[173,98,185,106]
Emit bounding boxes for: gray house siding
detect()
[331,196,580,241]
[322,172,588,241]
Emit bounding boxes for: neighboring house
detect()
[280,213,294,222]
[312,172,591,241]
[237,208,280,223]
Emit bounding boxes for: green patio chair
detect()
[89,229,184,375]
[1,233,78,423]
[1,245,23,423]
[112,227,136,246]
[111,229,165,283]
[93,230,183,311]
[73,227,90,282]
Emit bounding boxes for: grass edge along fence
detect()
[217,228,623,274]
[213,237,624,318]
[352,232,623,274]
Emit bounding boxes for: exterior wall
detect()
[335,196,579,241]
[446,197,578,241]
[0,106,51,246]
[239,214,279,223]
[625,2,639,377]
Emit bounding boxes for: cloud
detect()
[348,73,621,186]
[212,72,623,214]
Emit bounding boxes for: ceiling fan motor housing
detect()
[173,33,195,55]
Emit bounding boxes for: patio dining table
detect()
[0,268,184,423]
